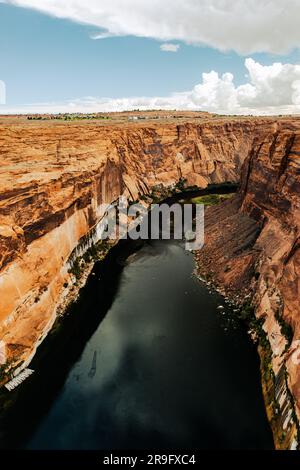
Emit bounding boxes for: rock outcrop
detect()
[194,121,300,448]
[0,114,299,448]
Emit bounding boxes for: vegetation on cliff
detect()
[68,240,111,281]
[191,193,234,206]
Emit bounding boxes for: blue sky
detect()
[0,1,300,114]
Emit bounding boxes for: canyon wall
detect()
[194,120,300,448]
[0,117,267,369]
[0,115,299,447]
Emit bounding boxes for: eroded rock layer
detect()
[0,115,299,448]
[195,121,300,448]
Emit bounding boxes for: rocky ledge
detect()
[195,124,300,448]
[0,113,299,448]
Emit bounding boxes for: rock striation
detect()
[194,120,300,448]
[0,114,299,448]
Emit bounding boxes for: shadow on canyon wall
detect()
[0,184,240,449]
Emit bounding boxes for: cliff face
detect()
[194,121,300,448]
[0,117,268,366]
[0,115,299,447]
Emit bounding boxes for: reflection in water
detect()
[0,240,273,450]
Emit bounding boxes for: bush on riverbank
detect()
[191,193,234,206]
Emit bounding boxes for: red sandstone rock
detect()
[0,113,299,447]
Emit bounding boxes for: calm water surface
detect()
[0,239,273,450]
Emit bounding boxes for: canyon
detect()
[0,112,299,449]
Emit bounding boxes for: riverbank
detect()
[0,184,297,450]
[0,183,238,386]
[193,194,300,450]
[0,232,273,449]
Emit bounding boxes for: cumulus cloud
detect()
[237,59,300,108]
[0,81,6,105]
[2,59,300,115]
[160,43,180,53]
[185,58,300,114]
[3,0,300,55]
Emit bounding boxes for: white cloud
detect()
[3,0,300,55]
[160,43,180,52]
[237,59,300,108]
[1,59,300,115]
[0,81,6,104]
[90,31,116,40]
[187,58,300,114]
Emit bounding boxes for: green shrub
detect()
[68,258,81,280]
[191,193,234,206]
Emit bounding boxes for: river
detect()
[0,232,273,449]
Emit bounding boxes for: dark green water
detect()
[0,238,273,450]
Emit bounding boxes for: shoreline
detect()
[193,256,299,450]
[0,187,298,450]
